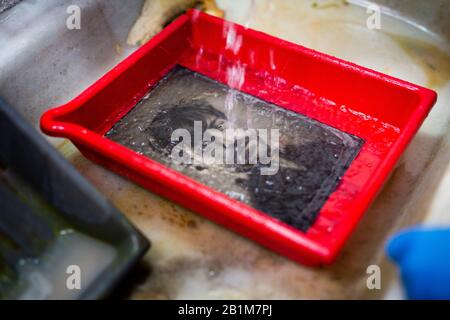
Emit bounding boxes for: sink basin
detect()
[0,0,144,137]
[2,0,450,299]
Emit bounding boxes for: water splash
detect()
[223,21,243,55]
[220,0,264,127]
[225,62,246,126]
[222,19,246,126]
[269,50,276,71]
[226,62,246,89]
[195,46,204,68]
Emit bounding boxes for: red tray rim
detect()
[40,10,437,266]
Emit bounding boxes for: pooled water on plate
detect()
[106,67,364,231]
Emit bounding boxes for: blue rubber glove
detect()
[387,227,450,300]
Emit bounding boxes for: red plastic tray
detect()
[41,10,436,266]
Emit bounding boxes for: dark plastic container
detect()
[0,97,149,299]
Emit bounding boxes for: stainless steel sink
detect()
[0,0,144,136]
[2,0,450,299]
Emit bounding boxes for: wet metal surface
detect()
[0,0,144,136]
[2,0,450,299]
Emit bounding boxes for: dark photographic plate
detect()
[106,66,364,232]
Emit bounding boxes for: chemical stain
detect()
[112,182,200,231]
[311,0,349,9]
[386,33,450,88]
